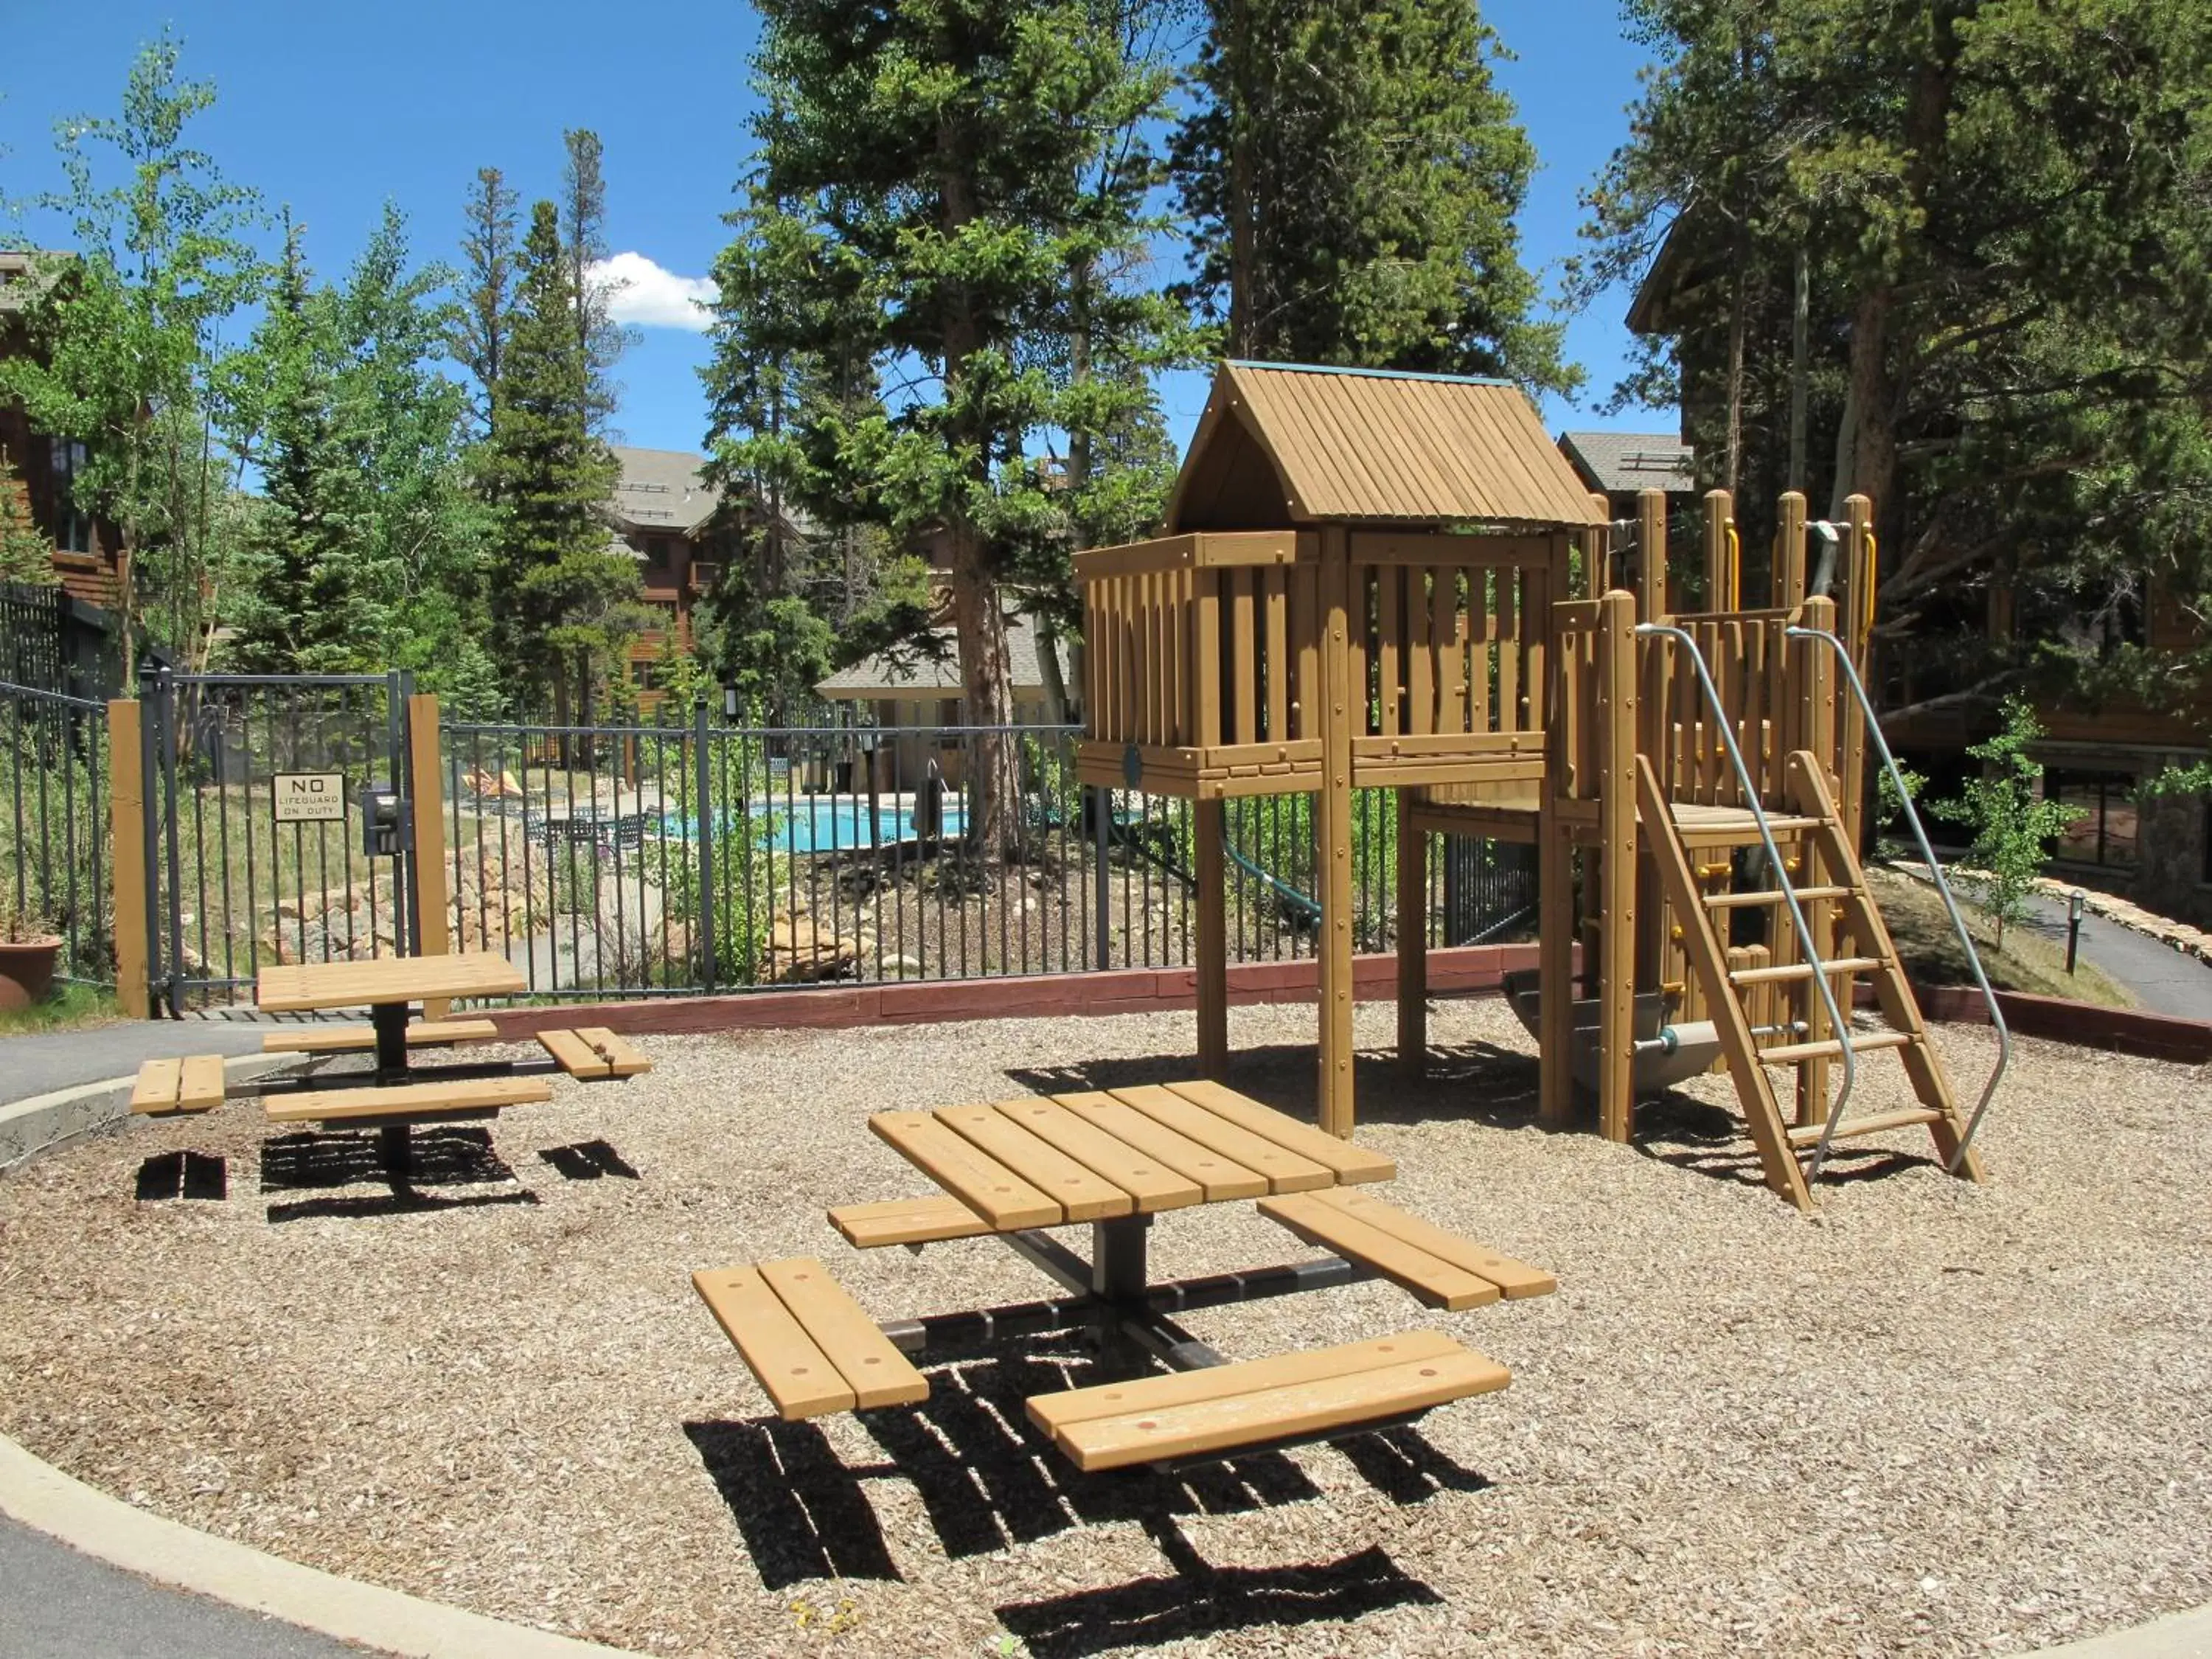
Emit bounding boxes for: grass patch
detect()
[1865,865,2134,1009]
[0,981,123,1034]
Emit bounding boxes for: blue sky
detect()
[0,0,1665,458]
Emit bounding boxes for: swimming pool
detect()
[662,795,967,857]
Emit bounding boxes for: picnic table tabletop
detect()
[255,950,526,1013]
[867,1079,1397,1234]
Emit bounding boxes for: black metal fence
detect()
[0,582,122,699]
[436,716,1539,1001]
[0,679,111,985]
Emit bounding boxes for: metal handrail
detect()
[1636,622,1859,1165]
[1786,626,2009,1173]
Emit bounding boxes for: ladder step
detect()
[1704,886,1851,910]
[1730,956,1885,987]
[1786,1107,1944,1148]
[1757,1029,1914,1065]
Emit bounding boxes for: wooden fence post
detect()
[1703,489,1737,611]
[1316,524,1357,1138]
[407,693,452,1018]
[1596,590,1639,1142]
[107,698,150,1019]
[1774,490,1809,608]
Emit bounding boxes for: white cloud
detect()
[588,251,714,331]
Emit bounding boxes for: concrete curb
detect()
[2033,1606,2212,1657]
[0,1053,292,1172]
[0,1435,636,1658]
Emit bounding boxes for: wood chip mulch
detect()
[1,1000,2207,1658]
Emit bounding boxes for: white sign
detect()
[272,772,346,823]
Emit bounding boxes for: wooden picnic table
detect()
[254,952,531,1172]
[700,1078,1554,1468]
[860,1079,1408,1372]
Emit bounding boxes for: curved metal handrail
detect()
[1635,622,1860,1169]
[1786,625,2009,1172]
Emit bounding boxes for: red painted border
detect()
[485,943,1545,1041]
[1902,982,2212,1064]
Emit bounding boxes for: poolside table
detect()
[257,953,526,1082]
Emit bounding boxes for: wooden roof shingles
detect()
[1168,361,1604,532]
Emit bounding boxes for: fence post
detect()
[406,692,452,1018]
[695,698,715,991]
[1092,784,1112,971]
[106,698,151,1018]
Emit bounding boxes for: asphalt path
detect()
[2014,890,2212,1021]
[0,1020,265,1107]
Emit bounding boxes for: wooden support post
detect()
[406,693,453,1019]
[1396,788,1425,1079]
[1635,489,1669,992]
[1703,489,1736,611]
[1791,599,1838,1127]
[1195,795,1228,1081]
[1839,493,1875,851]
[1537,799,1575,1128]
[107,698,151,1020]
[1774,490,1809,608]
[1596,591,1638,1142]
[1317,524,1357,1137]
[1582,492,1612,599]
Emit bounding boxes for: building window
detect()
[644,535,672,571]
[50,439,92,554]
[2045,769,2137,867]
[631,660,659,690]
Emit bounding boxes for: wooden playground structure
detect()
[1077,361,1998,1211]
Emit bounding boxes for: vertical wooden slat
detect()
[1433,566,1461,734]
[1231,569,1258,745]
[1264,563,1289,743]
[1166,569,1186,746]
[1525,552,1552,745]
[1839,493,1875,849]
[1195,568,1223,750]
[108,698,150,1019]
[407,693,452,1018]
[1583,492,1613,600]
[1495,568,1520,731]
[1377,562,1402,736]
[1469,573,1492,734]
[1406,568,1433,735]
[1292,563,1319,743]
[1318,525,1357,1137]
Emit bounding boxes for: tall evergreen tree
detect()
[483,201,639,712]
[226,218,372,672]
[717,0,1188,854]
[453,166,518,439]
[1582,0,2212,719]
[1173,0,1573,390]
[560,128,630,437]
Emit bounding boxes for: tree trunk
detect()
[947,525,1019,857]
[1225,0,1256,358]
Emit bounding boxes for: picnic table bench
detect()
[696,1078,1553,1472]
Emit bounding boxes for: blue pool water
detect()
[663,796,967,856]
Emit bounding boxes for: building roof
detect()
[0,251,72,315]
[606,445,723,535]
[1557,431,1697,496]
[1166,360,1605,532]
[817,611,1071,699]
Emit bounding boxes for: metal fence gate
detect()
[139,669,425,1014]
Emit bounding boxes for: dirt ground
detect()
[0,998,2206,1658]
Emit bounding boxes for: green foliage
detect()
[1873,757,1932,863]
[0,453,58,585]
[482,201,641,711]
[715,0,1196,851]
[1581,0,2212,717]
[0,32,265,664]
[1931,698,2081,951]
[453,167,519,439]
[1175,0,1573,392]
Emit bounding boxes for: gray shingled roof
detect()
[1557,430,1697,495]
[607,445,723,534]
[818,611,1071,697]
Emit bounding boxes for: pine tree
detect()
[225,219,375,672]
[453,166,518,439]
[483,201,638,713]
[716,0,1187,855]
[560,129,630,437]
[1174,0,1573,390]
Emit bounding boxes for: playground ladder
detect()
[1635,624,1988,1209]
